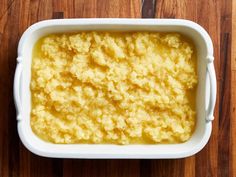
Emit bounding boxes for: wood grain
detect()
[231,1,236,177]
[0,0,234,177]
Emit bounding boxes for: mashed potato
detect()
[31,32,197,144]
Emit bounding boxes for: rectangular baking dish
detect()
[14,19,216,159]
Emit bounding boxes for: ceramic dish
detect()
[14,19,216,159]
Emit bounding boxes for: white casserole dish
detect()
[14,19,216,159]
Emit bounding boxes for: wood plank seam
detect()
[218,33,230,126]
[52,12,64,19]
[141,0,156,18]
[218,31,231,177]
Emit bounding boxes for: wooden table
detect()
[0,0,235,176]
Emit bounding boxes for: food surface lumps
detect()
[31,32,197,144]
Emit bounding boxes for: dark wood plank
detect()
[0,0,21,177]
[142,0,156,18]
[152,160,185,177]
[218,1,232,177]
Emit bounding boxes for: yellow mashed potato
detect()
[31,32,197,144]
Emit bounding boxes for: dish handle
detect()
[14,57,23,121]
[206,56,216,121]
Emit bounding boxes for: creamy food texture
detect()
[31,32,197,144]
